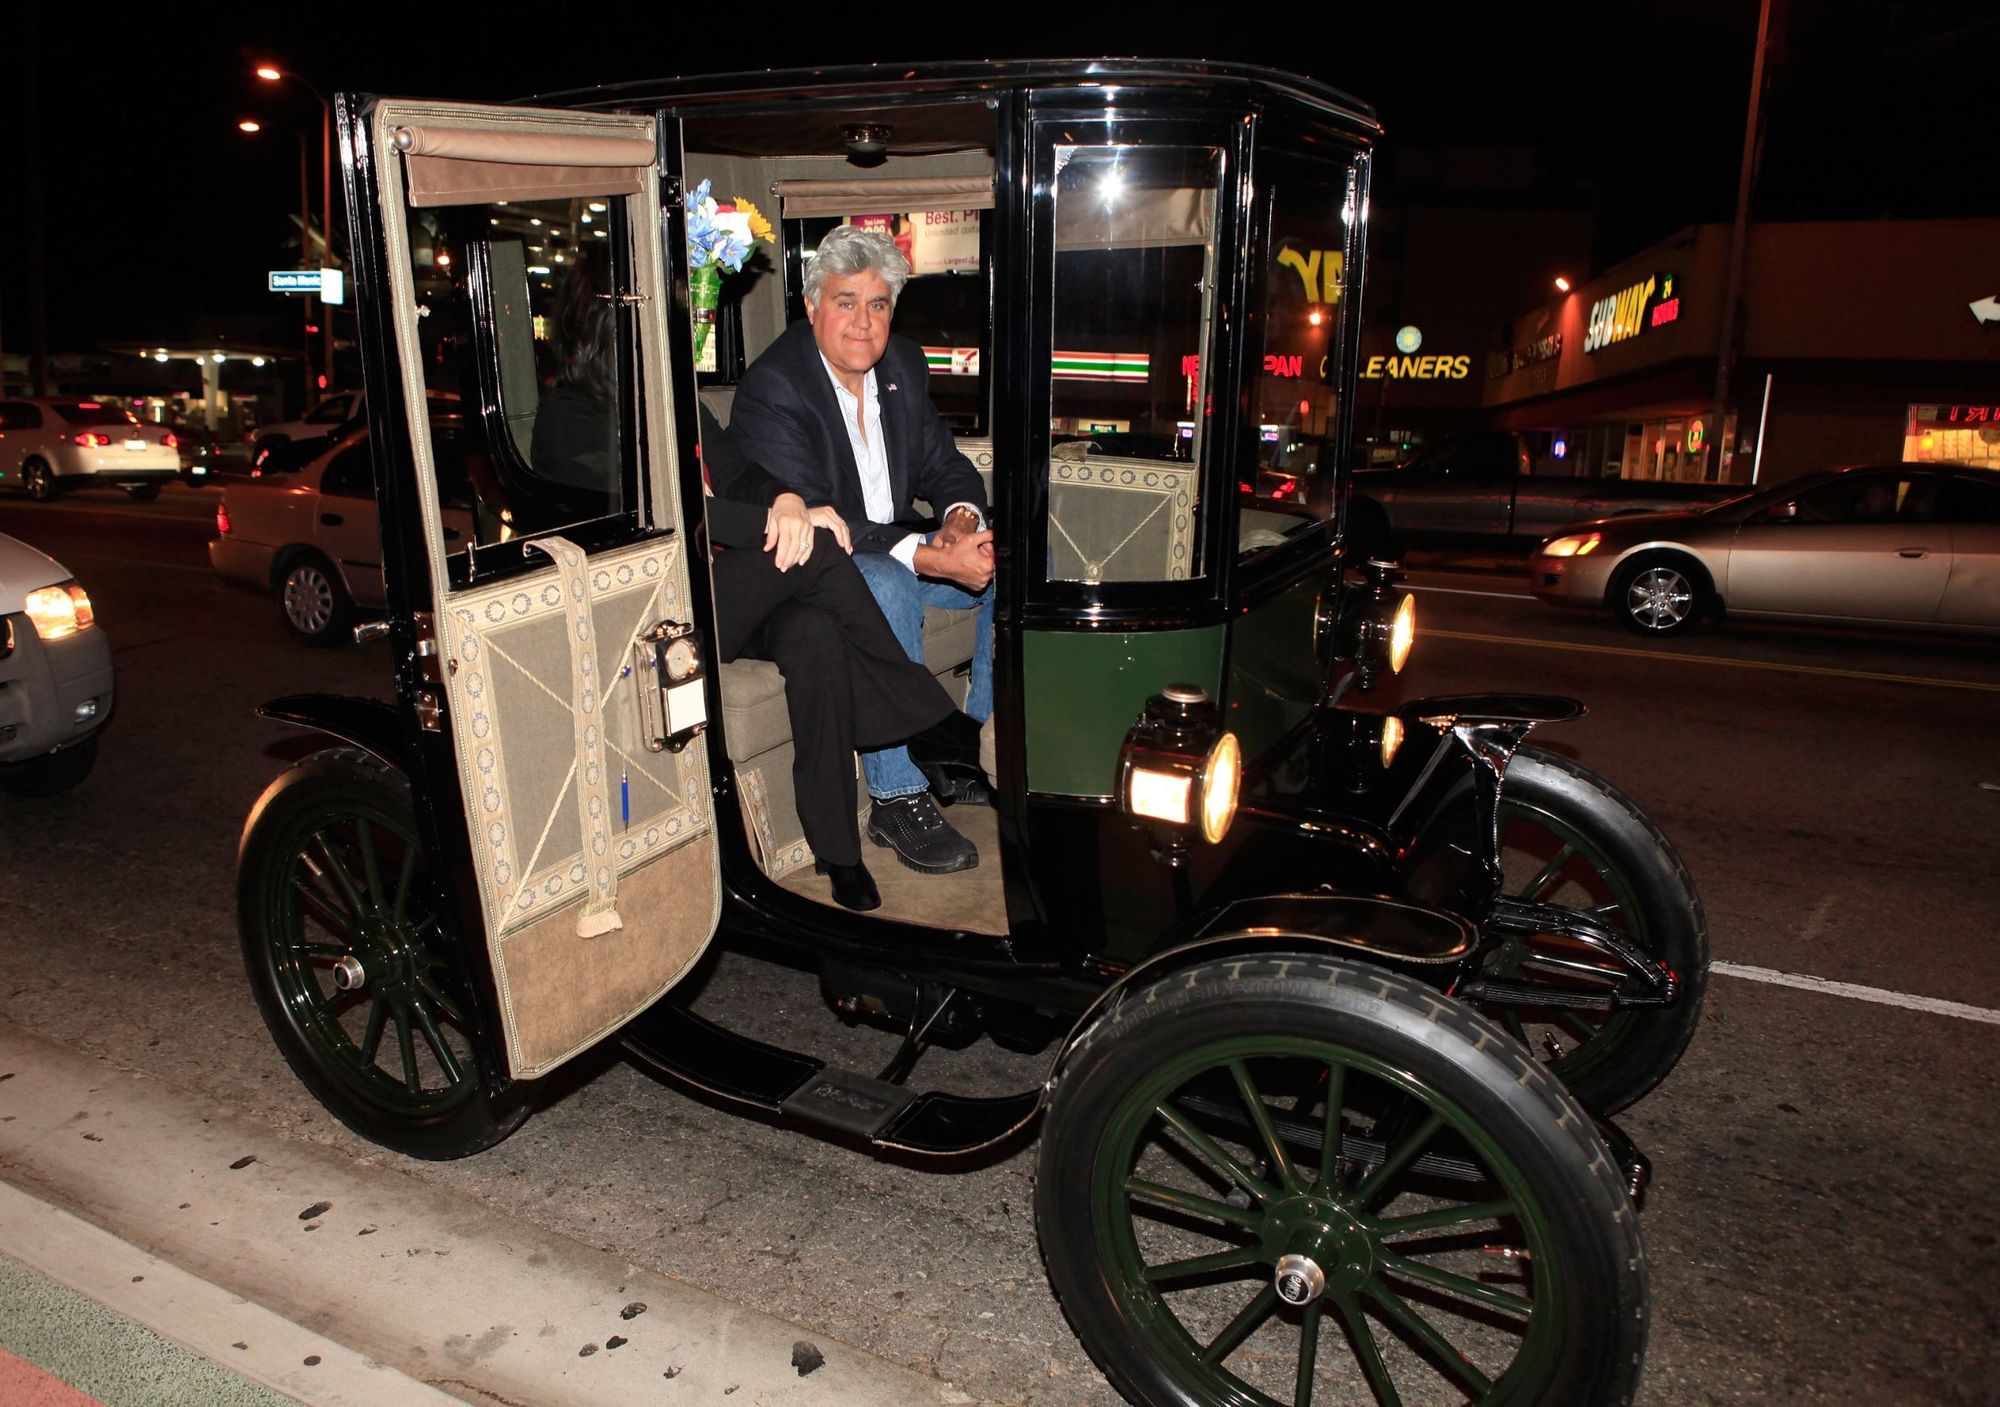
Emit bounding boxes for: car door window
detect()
[1786,472,1939,525]
[1044,141,1224,584]
[317,443,375,499]
[1943,475,2000,525]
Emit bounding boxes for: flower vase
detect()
[690,264,722,373]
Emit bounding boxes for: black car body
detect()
[235,61,1706,1406]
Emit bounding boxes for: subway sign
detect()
[1584,273,1680,353]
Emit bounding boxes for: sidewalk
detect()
[0,1021,977,1405]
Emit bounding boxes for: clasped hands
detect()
[915,505,995,591]
[762,492,850,571]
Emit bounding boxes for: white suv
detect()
[0,398,182,502]
[0,532,112,793]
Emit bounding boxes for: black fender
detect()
[1049,896,1477,1087]
[258,693,415,775]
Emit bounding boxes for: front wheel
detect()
[1038,956,1648,1407]
[1417,746,1709,1115]
[1613,555,1706,636]
[237,748,526,1158]
[125,483,161,502]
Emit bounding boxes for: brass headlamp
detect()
[1329,558,1416,693]
[1117,685,1243,862]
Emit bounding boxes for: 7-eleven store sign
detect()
[923,348,1155,383]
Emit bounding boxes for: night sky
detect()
[2,1,1992,355]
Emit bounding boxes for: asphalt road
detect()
[2,485,1997,1405]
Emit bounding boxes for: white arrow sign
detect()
[1972,296,2000,325]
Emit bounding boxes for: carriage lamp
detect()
[1118,685,1243,858]
[1331,560,1416,693]
[633,618,708,753]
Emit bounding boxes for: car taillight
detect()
[216,502,232,536]
[163,432,180,448]
[73,432,113,447]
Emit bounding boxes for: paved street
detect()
[2,485,1998,1404]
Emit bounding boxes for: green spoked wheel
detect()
[237,748,526,1159]
[1469,747,1709,1116]
[1037,956,1647,1407]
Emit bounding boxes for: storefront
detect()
[1483,218,2000,486]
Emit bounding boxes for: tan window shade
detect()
[775,176,993,218]
[1056,186,1214,251]
[394,124,656,208]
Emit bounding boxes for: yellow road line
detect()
[1427,628,2000,693]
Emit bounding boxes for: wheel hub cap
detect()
[1273,1253,1325,1306]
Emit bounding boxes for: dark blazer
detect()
[729,321,988,556]
[697,401,790,549]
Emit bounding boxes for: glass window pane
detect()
[1047,144,1221,583]
[403,193,634,555]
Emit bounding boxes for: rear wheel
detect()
[278,554,353,646]
[1612,554,1706,636]
[23,459,57,502]
[125,483,161,502]
[1038,956,1648,1407]
[237,748,526,1158]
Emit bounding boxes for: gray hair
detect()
[803,225,911,306]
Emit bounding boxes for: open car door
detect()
[352,98,719,1081]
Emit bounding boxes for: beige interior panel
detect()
[1047,456,1198,582]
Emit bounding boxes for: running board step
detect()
[620,1001,1043,1155]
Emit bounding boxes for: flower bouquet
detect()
[685,180,774,371]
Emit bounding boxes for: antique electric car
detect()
[237,60,1708,1406]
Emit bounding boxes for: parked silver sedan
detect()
[1531,462,2000,637]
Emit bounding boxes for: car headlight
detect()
[1119,685,1242,855]
[1334,560,1416,693]
[1387,592,1416,674]
[1541,532,1601,557]
[24,582,95,640]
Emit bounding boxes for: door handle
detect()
[1897,548,1927,559]
[319,512,344,526]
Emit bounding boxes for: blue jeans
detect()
[852,548,995,800]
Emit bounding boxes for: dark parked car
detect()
[1532,461,2000,637]
[234,64,1707,1406]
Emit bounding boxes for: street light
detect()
[256,64,334,390]
[239,119,315,400]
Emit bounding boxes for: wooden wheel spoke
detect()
[1368,1197,1516,1237]
[290,874,357,942]
[1519,843,1577,901]
[310,831,368,917]
[1352,1111,1444,1208]
[1379,1250,1533,1317]
[1228,1059,1299,1192]
[1157,1099,1278,1204]
[409,1002,464,1086]
[1143,1245,1266,1284]
[1293,1302,1323,1407]
[354,818,387,910]
[1365,1283,1494,1397]
[395,1009,421,1093]
[1202,1283,1278,1365]
[1124,1176,1264,1232]
[1317,1061,1347,1192]
[1333,1294,1402,1407]
[416,973,468,1029]
[359,998,389,1063]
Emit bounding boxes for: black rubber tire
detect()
[23,459,57,502]
[1418,745,1709,1116]
[125,483,161,502]
[237,748,527,1159]
[276,552,354,646]
[0,736,99,796]
[1611,552,1709,637]
[1037,954,1648,1407]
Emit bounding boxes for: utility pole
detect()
[1709,0,1778,483]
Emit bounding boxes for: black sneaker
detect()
[866,793,979,874]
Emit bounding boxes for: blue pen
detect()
[620,770,630,828]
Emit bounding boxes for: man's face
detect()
[806,269,894,382]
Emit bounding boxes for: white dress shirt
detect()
[819,354,982,571]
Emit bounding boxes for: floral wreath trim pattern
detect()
[442,539,709,941]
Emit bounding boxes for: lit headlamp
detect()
[1332,559,1416,693]
[1117,685,1242,860]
